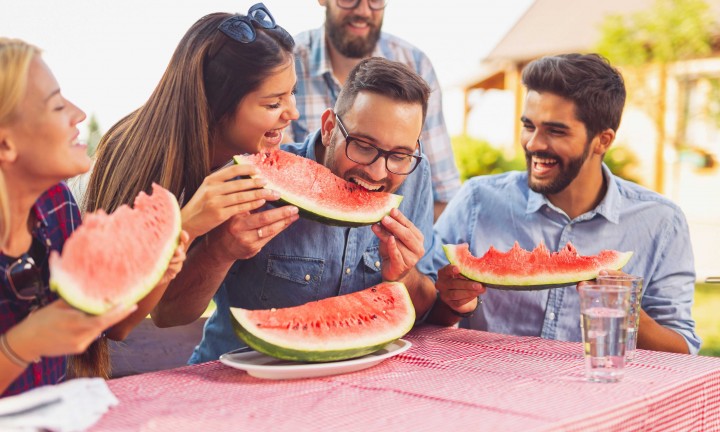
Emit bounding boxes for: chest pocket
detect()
[362,246,383,286]
[261,254,325,308]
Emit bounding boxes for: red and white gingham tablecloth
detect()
[91,325,720,432]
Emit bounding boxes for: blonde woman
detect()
[0,38,186,396]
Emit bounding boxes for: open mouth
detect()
[350,177,384,192]
[531,156,559,175]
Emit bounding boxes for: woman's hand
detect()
[180,164,281,242]
[5,300,137,362]
[158,230,190,286]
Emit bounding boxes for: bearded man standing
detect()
[427,53,700,355]
[290,0,460,219]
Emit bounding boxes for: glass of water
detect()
[579,284,630,383]
[596,275,644,362]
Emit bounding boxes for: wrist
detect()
[442,296,480,318]
[1,330,40,369]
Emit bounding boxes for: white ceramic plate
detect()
[219,339,411,380]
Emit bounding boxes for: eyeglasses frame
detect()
[334,113,422,175]
[207,3,277,59]
[336,0,388,11]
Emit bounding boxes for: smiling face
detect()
[213,58,298,166]
[320,92,422,194]
[520,90,604,196]
[0,55,88,186]
[323,0,384,58]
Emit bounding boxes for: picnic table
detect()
[91,325,720,431]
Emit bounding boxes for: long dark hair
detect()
[73,11,294,379]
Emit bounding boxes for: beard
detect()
[325,9,382,58]
[526,142,591,195]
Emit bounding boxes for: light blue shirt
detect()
[291,26,461,203]
[190,130,436,363]
[433,165,701,354]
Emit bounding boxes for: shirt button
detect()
[304,274,311,281]
[549,312,556,320]
[346,268,351,275]
[374,261,380,268]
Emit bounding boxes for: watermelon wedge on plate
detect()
[233,150,403,227]
[230,281,415,362]
[49,183,181,314]
[444,241,633,290]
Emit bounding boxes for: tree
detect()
[595,0,716,193]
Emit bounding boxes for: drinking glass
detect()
[579,284,630,383]
[596,275,643,362]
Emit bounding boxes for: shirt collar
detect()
[525,164,621,224]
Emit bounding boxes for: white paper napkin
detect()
[0,378,118,432]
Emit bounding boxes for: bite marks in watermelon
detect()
[230,281,415,362]
[234,150,403,227]
[443,241,633,289]
[50,184,182,314]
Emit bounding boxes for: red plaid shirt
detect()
[1,182,81,397]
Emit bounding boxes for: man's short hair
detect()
[335,57,430,123]
[521,53,626,141]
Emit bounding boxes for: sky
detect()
[0,0,534,140]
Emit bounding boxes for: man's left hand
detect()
[371,208,424,282]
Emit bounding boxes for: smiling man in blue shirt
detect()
[428,53,700,355]
[186,58,438,362]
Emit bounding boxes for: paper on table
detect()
[0,378,118,432]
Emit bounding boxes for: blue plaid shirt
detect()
[1,183,80,397]
[433,165,701,354]
[291,26,461,203]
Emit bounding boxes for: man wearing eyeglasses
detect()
[289,0,460,221]
[188,57,438,364]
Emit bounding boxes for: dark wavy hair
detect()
[521,53,626,141]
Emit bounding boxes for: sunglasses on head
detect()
[5,238,47,308]
[207,3,277,59]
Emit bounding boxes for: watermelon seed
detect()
[371,288,377,292]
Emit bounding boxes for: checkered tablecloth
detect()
[91,325,720,431]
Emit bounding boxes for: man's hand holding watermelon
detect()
[432,265,486,323]
[371,208,425,282]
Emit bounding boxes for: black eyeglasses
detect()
[335,114,422,175]
[6,240,47,308]
[337,0,387,11]
[207,3,277,59]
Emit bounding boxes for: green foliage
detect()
[604,145,642,183]
[693,283,720,356]
[86,114,102,157]
[451,135,525,181]
[596,0,715,66]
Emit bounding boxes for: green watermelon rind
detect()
[229,282,415,362]
[49,187,182,315]
[233,154,403,227]
[443,244,634,287]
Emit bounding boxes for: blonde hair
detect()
[0,38,40,249]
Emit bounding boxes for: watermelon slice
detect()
[230,282,415,362]
[443,242,633,290]
[49,184,182,314]
[233,150,403,227]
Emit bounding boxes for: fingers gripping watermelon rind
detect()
[442,243,633,288]
[233,152,403,227]
[49,185,182,315]
[229,282,416,362]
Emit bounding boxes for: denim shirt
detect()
[432,165,701,354]
[190,130,436,363]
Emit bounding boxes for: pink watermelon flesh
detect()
[230,281,416,361]
[50,183,181,314]
[443,241,633,289]
[234,150,403,226]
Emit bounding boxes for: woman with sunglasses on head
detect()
[0,37,188,397]
[81,4,299,372]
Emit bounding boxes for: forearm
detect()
[425,296,463,327]
[0,328,27,395]
[400,268,438,320]
[106,281,171,340]
[636,309,690,354]
[152,238,234,327]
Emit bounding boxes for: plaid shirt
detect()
[291,26,461,203]
[1,182,80,397]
